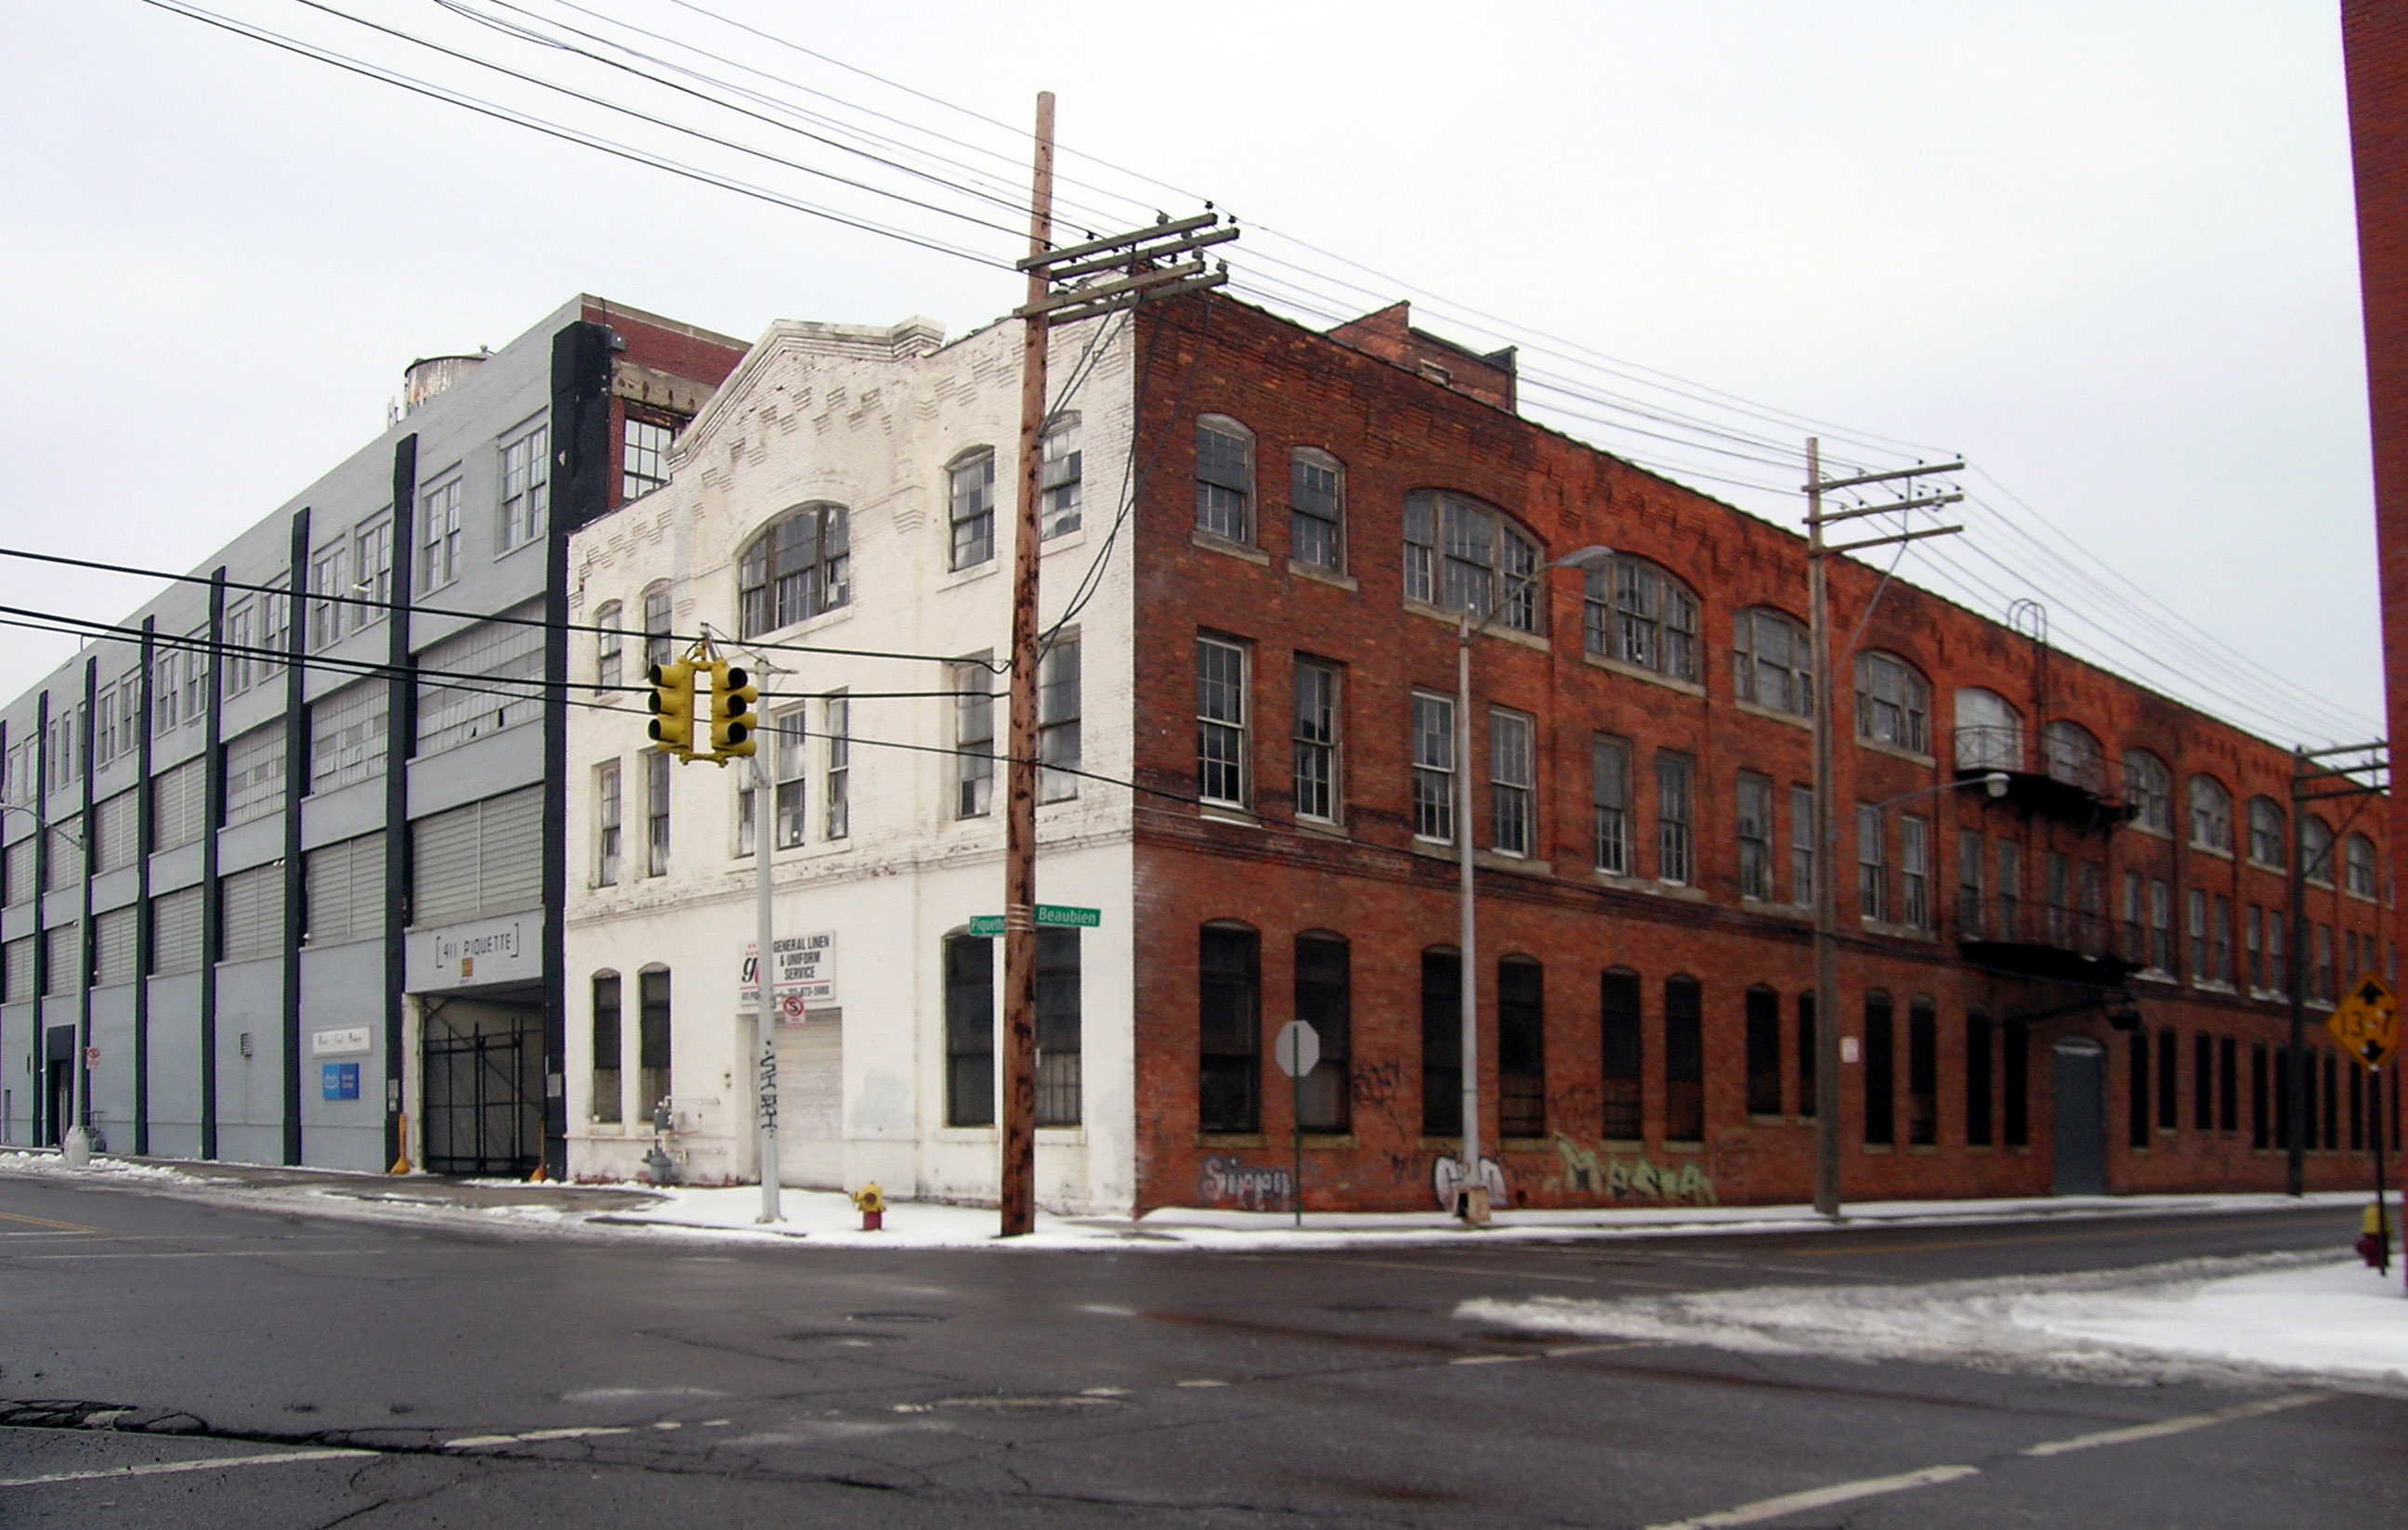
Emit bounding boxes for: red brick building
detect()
[1123,292,2392,1212]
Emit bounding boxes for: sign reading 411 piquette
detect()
[739,931,838,1018]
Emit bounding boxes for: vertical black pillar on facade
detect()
[281,513,310,1166]
[0,715,7,1141]
[30,690,47,1147]
[75,658,96,1134]
[134,617,158,1155]
[544,320,613,1181]
[201,571,229,1158]
[384,436,418,1172]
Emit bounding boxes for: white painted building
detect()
[563,313,1139,1211]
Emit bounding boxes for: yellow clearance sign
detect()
[2327,973,2401,1069]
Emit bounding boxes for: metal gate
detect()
[422,1002,543,1177]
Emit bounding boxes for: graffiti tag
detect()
[1551,1133,1718,1205]
[1198,1156,1292,1210]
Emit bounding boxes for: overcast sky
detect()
[0,2,2380,745]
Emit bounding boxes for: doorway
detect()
[421,998,544,1177]
[44,1026,72,1148]
[2052,1037,2106,1196]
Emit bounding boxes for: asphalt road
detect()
[0,1178,2399,1527]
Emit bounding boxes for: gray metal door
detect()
[2052,1040,2106,1195]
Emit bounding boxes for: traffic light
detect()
[711,660,757,759]
[647,660,695,756]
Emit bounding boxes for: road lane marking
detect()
[1449,1353,1538,1366]
[1173,1380,1226,1388]
[444,1427,633,1448]
[10,1248,384,1261]
[1299,1256,1602,1285]
[2021,1392,2330,1456]
[0,1210,103,1233]
[1644,1464,1981,1528]
[0,1447,370,1488]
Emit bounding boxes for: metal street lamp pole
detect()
[1454,544,1612,1225]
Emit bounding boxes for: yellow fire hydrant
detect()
[2358,1200,2393,1271]
[850,1183,886,1233]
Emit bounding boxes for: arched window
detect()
[1420,945,1463,1136]
[2246,796,2285,869]
[1199,922,1262,1133]
[637,965,673,1118]
[2124,750,2172,833]
[641,583,674,670]
[1600,968,1642,1141]
[949,448,996,569]
[1195,415,1255,543]
[590,970,622,1124]
[1862,989,1894,1145]
[2302,814,2335,887]
[1586,557,1699,680]
[594,601,622,695]
[739,503,849,636]
[1734,608,1811,715]
[1405,490,1543,634]
[2041,720,2103,791]
[1954,687,2020,771]
[1854,652,1929,753]
[2188,775,2233,855]
[944,932,994,1127]
[1498,956,1545,1139]
[1663,974,1704,1143]
[1294,933,1350,1132]
[1289,447,1345,570]
[1744,985,1781,1116]
[2347,832,2379,899]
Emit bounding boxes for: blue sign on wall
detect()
[321,1062,360,1102]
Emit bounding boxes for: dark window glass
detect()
[1797,989,1817,1119]
[738,504,849,637]
[1863,992,1895,1145]
[1745,987,1781,1116]
[1036,929,1081,1128]
[2193,1032,2215,1131]
[2004,1019,2030,1146]
[1601,969,1642,1141]
[2252,1042,2270,1150]
[1498,958,1546,1139]
[1664,976,1704,1143]
[1907,999,1937,1145]
[2219,1034,2239,1132]
[945,935,994,1127]
[1965,1012,1993,1146]
[1199,925,1261,1133]
[2351,1059,2365,1153]
[2157,1027,2179,1131]
[1294,935,1351,1133]
[2325,1051,2340,1152]
[1421,949,1462,1137]
[2128,1029,2150,1149]
[591,974,622,1125]
[637,969,672,1119]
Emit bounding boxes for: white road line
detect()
[1644,1464,1981,1529]
[444,1426,633,1448]
[2022,1392,2330,1457]
[1450,1353,1538,1367]
[0,1447,370,1489]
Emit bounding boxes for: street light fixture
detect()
[1451,543,1614,1226]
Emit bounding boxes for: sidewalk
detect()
[0,1147,2372,1252]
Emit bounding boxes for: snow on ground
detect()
[1461,1252,2408,1391]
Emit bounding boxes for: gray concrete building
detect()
[0,296,745,1177]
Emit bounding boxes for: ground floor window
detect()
[945,934,993,1128]
[1864,992,1895,1145]
[1744,986,1781,1117]
[1421,948,1461,1137]
[1907,998,1937,1145]
[1498,957,1545,1139]
[637,967,672,1119]
[1965,1011,1992,1146]
[591,972,622,1124]
[1796,990,1816,1119]
[1293,933,1350,1133]
[1601,969,1642,1140]
[1664,975,1703,1143]
[1199,923,1261,1133]
[1037,929,1080,1127]
[2003,1019,2029,1147]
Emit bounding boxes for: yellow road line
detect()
[0,1209,102,1234]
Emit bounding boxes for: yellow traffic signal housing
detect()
[648,660,696,756]
[712,660,758,759]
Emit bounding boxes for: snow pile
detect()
[571,1183,1123,1249]
[0,1148,194,1184]
[1461,1253,2408,1389]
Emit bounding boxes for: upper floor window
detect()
[1955,687,2020,771]
[355,518,392,620]
[1405,490,1541,634]
[739,504,850,637]
[2246,796,2285,870]
[1196,637,1249,808]
[1038,638,1080,803]
[1195,416,1253,543]
[1587,558,1697,680]
[309,541,350,650]
[642,584,673,672]
[1041,416,1082,538]
[949,450,996,570]
[2188,775,2232,855]
[2040,719,2103,791]
[2302,813,2335,886]
[594,601,622,694]
[1289,449,1344,570]
[955,658,995,817]
[623,414,674,500]
[500,424,550,551]
[1734,608,1810,715]
[2347,831,2379,899]
[1854,651,1930,753]
[420,476,463,593]
[2124,749,2172,833]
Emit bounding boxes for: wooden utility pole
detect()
[1001,90,1056,1238]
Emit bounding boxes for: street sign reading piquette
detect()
[2328,973,2401,1069]
[966,906,1102,938]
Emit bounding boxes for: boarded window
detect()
[416,605,544,756]
[150,885,203,975]
[312,682,390,791]
[1864,992,1895,1144]
[411,788,542,927]
[219,864,284,962]
[94,907,137,986]
[307,832,385,948]
[152,758,206,852]
[224,725,287,828]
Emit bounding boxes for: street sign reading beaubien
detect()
[2327,972,2400,1069]
[967,906,1101,939]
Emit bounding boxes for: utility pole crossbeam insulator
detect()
[1803,459,1967,495]
[1033,224,1240,284]
[1824,524,1968,557]
[1014,210,1222,272]
[1806,492,1965,528]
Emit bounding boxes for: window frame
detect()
[419,474,464,594]
[1196,637,1250,810]
[1587,557,1700,680]
[498,421,550,553]
[2188,775,2234,856]
[1289,446,1345,571]
[1736,771,1773,900]
[1656,749,1694,885]
[948,449,997,571]
[1040,414,1082,539]
[595,759,622,886]
[622,413,674,502]
[954,658,996,819]
[1291,657,1341,825]
[2246,795,2285,870]
[1853,651,1930,754]
[1404,490,1545,634]
[1489,708,1534,857]
[1194,415,1255,544]
[1591,734,1630,875]
[1038,638,1080,804]
[1733,608,1811,715]
[738,503,851,637]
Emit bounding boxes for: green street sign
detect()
[965,906,1101,939]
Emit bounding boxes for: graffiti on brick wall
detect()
[1547,1133,1718,1205]
[1198,1156,1292,1210]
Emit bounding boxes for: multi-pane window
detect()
[1291,659,1340,823]
[2246,796,2285,868]
[1967,831,1991,936]
[2124,750,2172,832]
[1656,751,1694,884]
[2347,833,2379,898]
[1194,418,1253,543]
[1038,640,1080,803]
[1196,639,1248,808]
[1955,687,2021,770]
[223,602,254,696]
[1592,735,1629,874]
[645,751,670,876]
[1901,814,1930,929]
[2189,776,2233,855]
[823,694,850,840]
[223,726,287,827]
[259,581,289,682]
[1294,935,1351,1132]
[355,518,392,620]
[591,974,622,1123]
[1601,968,1643,1140]
[623,415,673,500]
[1036,929,1082,1127]
[2317,922,2336,1002]
[2212,894,2233,984]
[1737,772,1773,900]
[180,635,206,725]
[309,543,348,649]
[1791,784,1815,906]
[414,606,544,756]
[420,477,463,592]
[1857,805,1887,922]
[595,602,622,694]
[2124,870,2146,960]
[1498,957,1546,1139]
[2302,814,2335,886]
[772,707,807,849]
[309,682,388,792]
[499,425,549,551]
[93,683,120,769]
[739,504,850,636]
[1405,491,1542,634]
[1854,652,1930,752]
[1413,694,1458,843]
[2151,879,2173,972]
[955,660,995,818]
[1490,710,1534,857]
[1198,923,1262,1133]
[2246,904,2265,989]
[949,451,996,569]
[637,968,673,1116]
[595,761,622,886]
[1733,608,1811,713]
[944,935,994,1127]
[642,585,673,672]
[1588,559,1699,680]
[1664,975,1705,1142]
[1289,450,1342,569]
[2189,892,2215,983]
[1041,418,1082,538]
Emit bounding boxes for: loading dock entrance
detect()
[421,994,543,1177]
